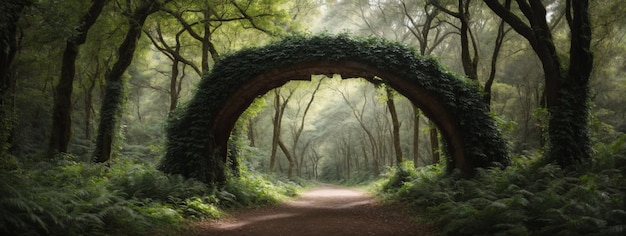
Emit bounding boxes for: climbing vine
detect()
[159,34,509,185]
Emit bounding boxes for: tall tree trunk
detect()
[386,86,403,165]
[291,79,322,177]
[269,89,293,172]
[169,60,179,111]
[456,0,479,81]
[296,139,311,177]
[548,0,593,166]
[269,91,281,172]
[433,0,479,81]
[48,0,106,158]
[429,120,440,164]
[94,0,162,163]
[412,106,420,168]
[483,0,593,167]
[0,0,30,156]
[484,15,509,107]
[277,139,294,180]
[338,89,379,175]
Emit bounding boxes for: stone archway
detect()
[159,35,509,184]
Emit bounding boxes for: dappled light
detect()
[212,213,299,231]
[194,184,431,236]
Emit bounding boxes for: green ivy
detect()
[160,34,510,185]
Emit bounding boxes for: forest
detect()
[1,0,625,235]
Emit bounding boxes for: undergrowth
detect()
[378,135,626,236]
[0,154,302,236]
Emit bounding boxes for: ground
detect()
[187,184,433,236]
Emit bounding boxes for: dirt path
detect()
[188,184,433,236]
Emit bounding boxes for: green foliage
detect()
[381,161,420,191]
[0,111,14,157]
[223,169,301,208]
[0,151,304,235]
[379,136,626,235]
[161,34,509,185]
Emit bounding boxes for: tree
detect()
[430,0,511,107]
[483,0,593,167]
[397,0,450,167]
[431,0,479,80]
[0,0,31,156]
[347,0,456,167]
[160,0,286,74]
[269,88,294,172]
[78,51,109,141]
[336,82,381,175]
[47,0,107,158]
[144,23,201,112]
[94,0,167,163]
[385,85,403,165]
[287,79,322,178]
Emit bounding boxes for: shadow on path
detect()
[188,184,433,236]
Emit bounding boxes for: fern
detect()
[379,147,626,236]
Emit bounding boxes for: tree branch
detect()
[483,0,534,41]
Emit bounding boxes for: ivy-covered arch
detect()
[159,35,509,184]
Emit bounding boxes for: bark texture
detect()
[48,0,106,157]
[94,0,163,163]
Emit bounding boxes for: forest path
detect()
[187,183,433,236]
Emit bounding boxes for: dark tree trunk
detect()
[483,0,593,167]
[484,14,509,107]
[94,0,162,163]
[1,0,30,155]
[412,106,420,168]
[269,89,292,172]
[291,79,321,177]
[429,120,440,164]
[458,0,478,81]
[48,0,106,157]
[433,0,478,81]
[386,86,403,165]
[269,91,281,172]
[547,0,593,166]
[169,60,179,111]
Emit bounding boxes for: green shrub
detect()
[222,169,302,208]
[380,137,626,235]
[0,158,208,235]
[1,153,306,236]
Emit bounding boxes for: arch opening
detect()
[159,35,509,185]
